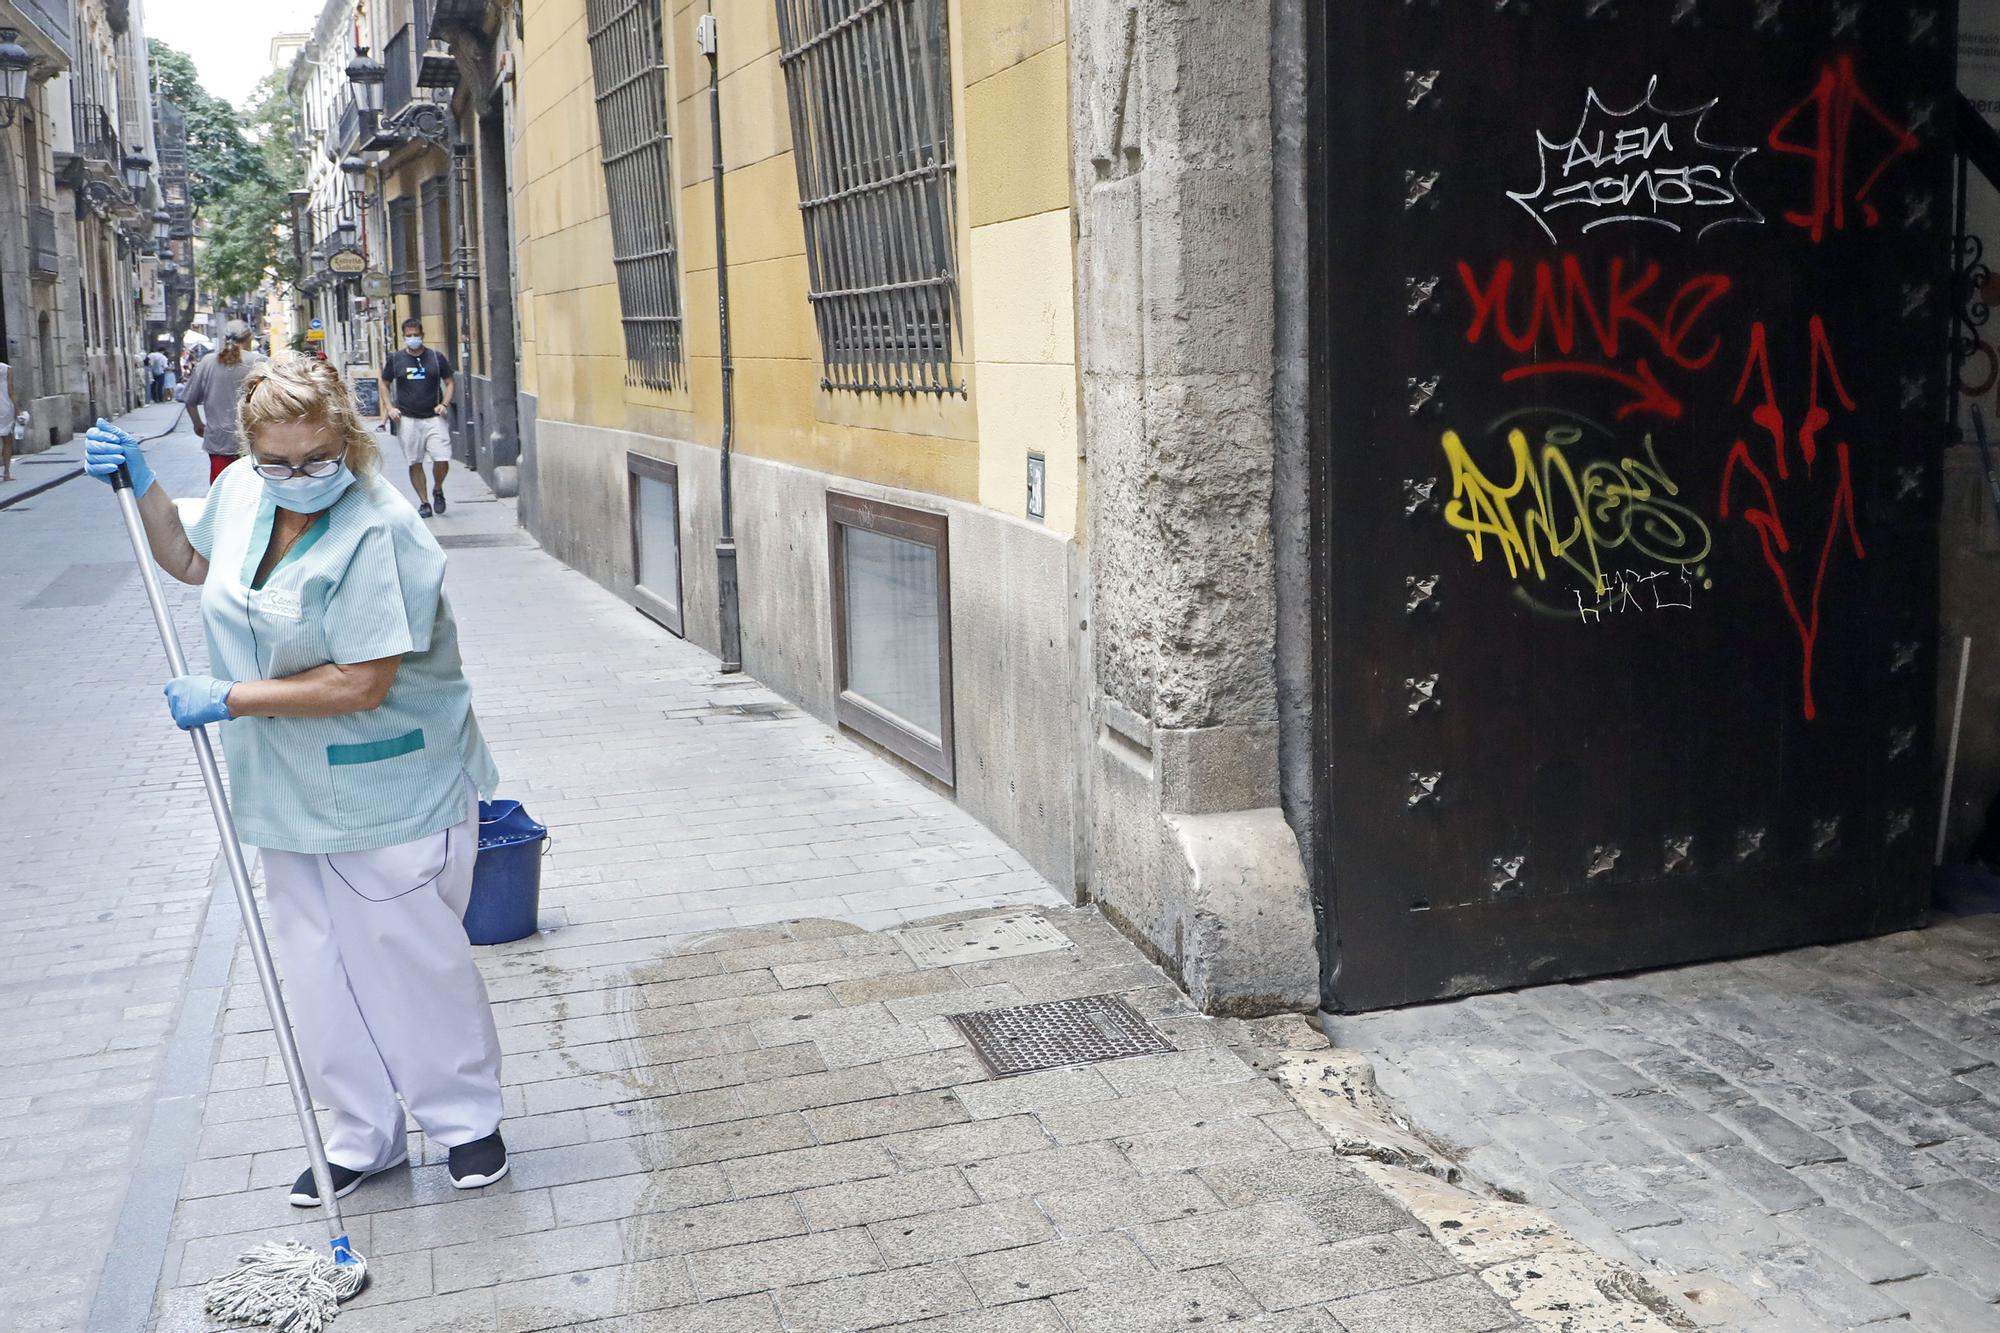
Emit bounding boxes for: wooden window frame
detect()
[627,453,685,637]
[827,492,955,786]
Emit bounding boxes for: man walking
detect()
[382,317,455,517]
[145,347,169,404]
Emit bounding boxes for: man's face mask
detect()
[405,334,423,351]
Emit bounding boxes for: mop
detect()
[105,458,368,1329]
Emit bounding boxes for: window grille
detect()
[421,176,453,291]
[775,0,962,394]
[389,196,421,295]
[586,0,685,390]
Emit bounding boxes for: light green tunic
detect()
[188,461,499,853]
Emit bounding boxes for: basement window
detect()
[828,493,955,785]
[628,454,684,636]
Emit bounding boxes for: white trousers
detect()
[259,788,504,1172]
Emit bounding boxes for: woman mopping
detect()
[83,359,509,1203]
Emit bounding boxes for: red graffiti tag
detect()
[1458,256,1732,420]
[1767,55,1919,242]
[1718,317,1864,721]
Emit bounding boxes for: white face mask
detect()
[405,336,423,352]
[264,463,356,514]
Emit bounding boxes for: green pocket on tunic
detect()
[327,728,426,767]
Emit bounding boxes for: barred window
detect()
[586,0,685,390]
[388,196,420,296]
[420,176,452,291]
[775,0,961,394]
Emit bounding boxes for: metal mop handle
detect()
[107,468,356,1262]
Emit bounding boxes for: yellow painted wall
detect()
[514,0,1078,535]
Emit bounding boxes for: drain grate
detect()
[950,994,1175,1078]
[896,912,1073,968]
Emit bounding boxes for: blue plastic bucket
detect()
[465,800,547,945]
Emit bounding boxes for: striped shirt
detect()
[188,462,500,853]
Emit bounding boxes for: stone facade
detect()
[1069,0,1316,1014]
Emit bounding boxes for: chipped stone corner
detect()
[1235,1015,1700,1333]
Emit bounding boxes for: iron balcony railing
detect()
[28,206,58,277]
[74,101,120,165]
[329,93,360,159]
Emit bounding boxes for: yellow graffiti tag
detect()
[1440,424,1711,596]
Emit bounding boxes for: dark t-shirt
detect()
[382,347,453,418]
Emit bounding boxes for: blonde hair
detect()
[237,360,381,476]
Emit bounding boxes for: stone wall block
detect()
[1166,807,1318,1015]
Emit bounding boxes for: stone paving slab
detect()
[0,406,221,1332]
[147,908,1527,1333]
[21,464,1526,1331]
[1328,916,2000,1331]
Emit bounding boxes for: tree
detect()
[148,58,302,302]
[201,73,305,299]
[202,179,283,300]
[147,40,265,211]
[242,71,300,186]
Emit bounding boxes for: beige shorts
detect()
[397,415,452,465]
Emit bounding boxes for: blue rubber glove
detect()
[164,675,235,730]
[83,419,156,496]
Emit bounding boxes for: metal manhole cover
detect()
[950,995,1175,1078]
[895,912,1073,968]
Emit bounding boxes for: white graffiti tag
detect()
[1509,78,1763,244]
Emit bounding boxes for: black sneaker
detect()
[448,1131,508,1189]
[432,489,447,514]
[289,1155,404,1207]
[418,501,433,519]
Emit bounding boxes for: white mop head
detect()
[203,1238,368,1332]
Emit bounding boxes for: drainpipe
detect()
[700,9,742,673]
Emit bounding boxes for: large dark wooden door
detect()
[1310,1,1958,1012]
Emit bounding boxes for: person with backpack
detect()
[382,318,455,518]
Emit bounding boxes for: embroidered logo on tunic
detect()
[257,588,303,620]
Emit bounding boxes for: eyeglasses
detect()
[252,457,344,481]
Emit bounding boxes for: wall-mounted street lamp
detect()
[345,47,385,115]
[152,207,170,244]
[123,148,152,196]
[0,29,35,128]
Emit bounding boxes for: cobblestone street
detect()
[5,426,1533,1332]
[16,424,2000,1333]
[1331,918,2000,1331]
